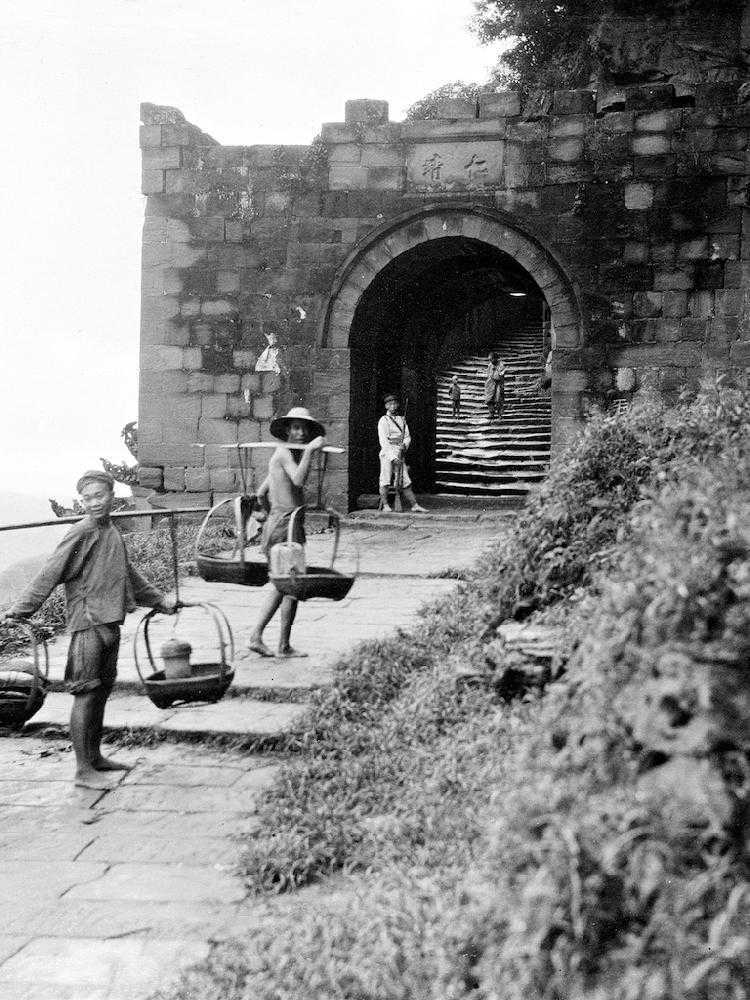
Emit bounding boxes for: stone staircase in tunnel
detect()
[434,325,551,499]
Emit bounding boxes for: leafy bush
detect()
[155,386,749,999]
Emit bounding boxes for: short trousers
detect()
[260,508,306,558]
[65,624,120,695]
[379,456,412,489]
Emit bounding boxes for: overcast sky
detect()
[0,0,500,503]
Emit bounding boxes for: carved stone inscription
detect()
[406,141,504,191]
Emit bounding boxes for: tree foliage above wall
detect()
[472,0,747,95]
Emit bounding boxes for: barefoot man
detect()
[247,407,325,659]
[1,471,175,789]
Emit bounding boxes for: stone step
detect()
[24,691,307,743]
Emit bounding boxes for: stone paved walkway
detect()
[0,514,513,998]
[0,738,273,999]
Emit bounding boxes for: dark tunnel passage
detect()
[347,236,549,507]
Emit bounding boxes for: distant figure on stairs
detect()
[522,350,552,396]
[377,394,427,513]
[448,375,462,419]
[484,352,506,420]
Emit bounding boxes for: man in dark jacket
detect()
[1,471,175,788]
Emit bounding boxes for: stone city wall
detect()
[138,81,750,508]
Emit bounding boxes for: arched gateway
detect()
[321,206,581,505]
[137,87,748,511]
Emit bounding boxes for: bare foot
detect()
[276,647,309,659]
[248,638,274,657]
[92,756,132,772]
[74,769,114,790]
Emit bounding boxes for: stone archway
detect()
[319,205,583,507]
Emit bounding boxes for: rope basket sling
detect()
[0,622,50,727]
[194,494,269,587]
[270,506,356,602]
[133,601,235,709]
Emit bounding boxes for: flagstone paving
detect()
[0,514,515,998]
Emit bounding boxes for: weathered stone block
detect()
[198,417,236,446]
[549,90,594,117]
[329,143,361,165]
[201,394,228,418]
[345,99,389,125]
[635,109,682,133]
[549,115,588,138]
[688,291,714,318]
[478,90,520,117]
[187,372,214,393]
[329,163,369,190]
[140,345,184,371]
[709,235,740,260]
[233,349,256,369]
[654,269,694,291]
[610,344,702,367]
[240,373,261,393]
[632,134,671,157]
[504,163,546,188]
[678,237,709,261]
[716,289,745,315]
[225,397,253,420]
[710,154,746,174]
[360,146,404,169]
[141,167,164,195]
[185,466,210,492]
[210,468,239,492]
[237,419,262,443]
[217,271,240,293]
[633,291,662,317]
[163,466,186,491]
[201,299,234,317]
[624,182,654,210]
[623,242,649,263]
[139,125,162,148]
[139,371,189,397]
[142,147,182,170]
[182,348,202,369]
[260,372,281,393]
[139,443,205,466]
[366,166,405,190]
[211,374,238,394]
[662,291,689,317]
[723,260,750,287]
[550,138,583,162]
[138,466,164,490]
[655,318,682,343]
[680,318,708,341]
[252,395,274,419]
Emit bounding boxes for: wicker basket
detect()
[270,507,356,602]
[134,601,235,709]
[0,624,50,728]
[194,495,268,587]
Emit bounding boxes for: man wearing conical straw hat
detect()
[247,407,325,658]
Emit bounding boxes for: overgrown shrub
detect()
[150,386,749,999]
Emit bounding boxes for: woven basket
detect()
[0,625,49,728]
[270,507,356,601]
[134,601,235,709]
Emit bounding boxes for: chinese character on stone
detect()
[465,153,488,184]
[421,153,443,182]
